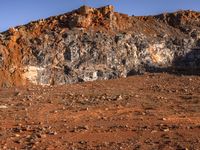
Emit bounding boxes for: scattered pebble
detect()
[0,105,8,109]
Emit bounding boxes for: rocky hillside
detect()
[0,5,200,87]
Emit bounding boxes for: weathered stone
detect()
[68,15,92,28]
[77,5,94,15]
[99,5,114,15]
[0,52,3,67]
[0,5,200,86]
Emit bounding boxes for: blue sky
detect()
[0,0,200,32]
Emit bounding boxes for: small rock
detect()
[15,134,20,137]
[163,128,170,132]
[117,95,123,100]
[0,105,8,109]
[151,130,158,133]
[135,95,139,98]
[48,131,57,135]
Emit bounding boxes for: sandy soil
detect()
[0,73,200,150]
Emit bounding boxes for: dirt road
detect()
[0,73,200,149]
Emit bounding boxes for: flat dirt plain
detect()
[0,73,200,150]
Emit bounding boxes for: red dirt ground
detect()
[0,73,200,150]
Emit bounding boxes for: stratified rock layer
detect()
[0,5,200,86]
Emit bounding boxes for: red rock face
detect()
[0,5,199,87]
[66,5,124,30]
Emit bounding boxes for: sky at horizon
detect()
[0,0,200,32]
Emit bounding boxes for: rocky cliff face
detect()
[0,5,200,87]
